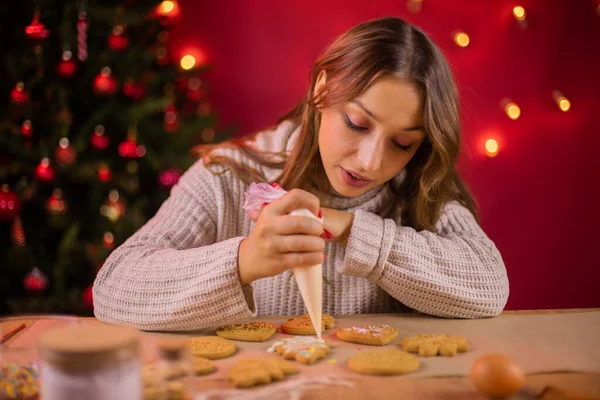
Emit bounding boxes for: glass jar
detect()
[37,323,141,400]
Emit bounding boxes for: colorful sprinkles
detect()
[0,362,40,400]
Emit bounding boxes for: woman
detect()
[93,17,509,331]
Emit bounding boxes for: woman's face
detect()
[318,76,426,197]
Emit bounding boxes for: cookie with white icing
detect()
[267,336,330,364]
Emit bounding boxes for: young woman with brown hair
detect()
[93,17,508,331]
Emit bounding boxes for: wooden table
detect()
[2,309,600,399]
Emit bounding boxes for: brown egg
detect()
[470,354,526,398]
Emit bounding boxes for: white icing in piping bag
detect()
[289,208,323,339]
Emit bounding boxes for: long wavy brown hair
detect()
[193,17,478,232]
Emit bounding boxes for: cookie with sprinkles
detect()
[216,321,276,342]
[336,324,398,346]
[267,336,330,364]
[0,362,40,400]
[281,314,335,335]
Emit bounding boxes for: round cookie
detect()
[192,357,216,375]
[189,336,236,360]
[337,324,398,346]
[348,349,419,375]
[216,321,276,342]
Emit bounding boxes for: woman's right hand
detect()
[238,189,325,285]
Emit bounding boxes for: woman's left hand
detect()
[246,204,354,247]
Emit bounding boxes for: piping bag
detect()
[243,182,323,338]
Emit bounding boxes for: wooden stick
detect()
[0,323,26,345]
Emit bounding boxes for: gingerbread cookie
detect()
[301,313,335,329]
[216,321,276,342]
[336,324,398,346]
[267,336,330,364]
[281,314,335,335]
[401,334,470,357]
[228,358,297,388]
[348,349,419,375]
[142,358,214,400]
[189,336,236,359]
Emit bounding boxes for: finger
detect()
[246,209,260,222]
[275,235,325,253]
[320,229,334,240]
[280,252,325,269]
[246,203,269,222]
[265,189,320,219]
[274,215,324,236]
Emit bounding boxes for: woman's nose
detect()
[357,135,385,173]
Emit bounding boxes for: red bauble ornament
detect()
[186,77,203,101]
[55,138,77,166]
[103,231,115,249]
[158,167,182,189]
[108,25,129,51]
[91,125,109,150]
[98,164,111,182]
[93,67,118,96]
[123,79,145,100]
[118,138,145,158]
[163,104,179,132]
[0,185,21,222]
[47,189,67,216]
[23,268,47,293]
[10,82,29,104]
[21,120,33,137]
[35,158,55,182]
[25,12,50,43]
[56,50,77,78]
[82,285,94,309]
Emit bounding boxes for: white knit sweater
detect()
[93,122,509,331]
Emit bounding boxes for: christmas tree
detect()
[0,0,224,315]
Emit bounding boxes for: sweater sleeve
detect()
[93,161,257,331]
[339,201,509,318]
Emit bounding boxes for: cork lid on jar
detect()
[38,323,140,372]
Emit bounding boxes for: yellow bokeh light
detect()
[558,98,571,112]
[505,103,521,120]
[513,6,526,21]
[485,139,499,157]
[159,1,175,14]
[454,32,470,47]
[180,54,196,70]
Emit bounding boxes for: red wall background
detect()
[169,0,600,310]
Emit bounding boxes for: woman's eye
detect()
[393,141,412,152]
[344,114,367,132]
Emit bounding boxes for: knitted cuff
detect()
[338,209,395,282]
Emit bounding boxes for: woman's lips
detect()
[341,167,372,188]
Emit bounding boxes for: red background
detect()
[169,0,600,310]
